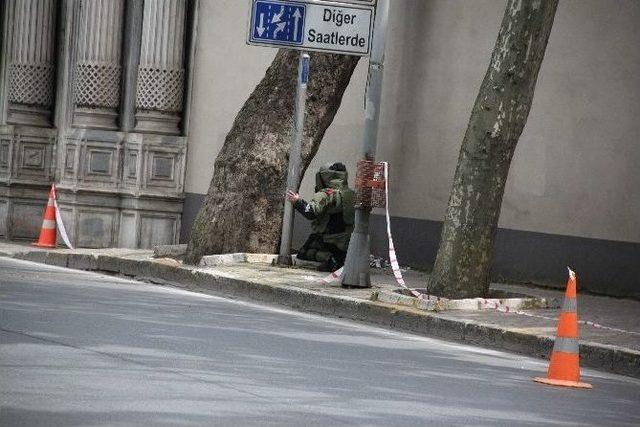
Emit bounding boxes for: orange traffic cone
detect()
[534,268,592,389]
[32,184,57,248]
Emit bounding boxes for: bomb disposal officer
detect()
[286,162,355,272]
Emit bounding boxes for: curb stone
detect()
[153,244,187,258]
[375,288,559,312]
[199,252,279,267]
[3,250,639,379]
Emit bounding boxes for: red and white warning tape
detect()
[319,163,639,337]
[383,163,640,335]
[320,266,343,285]
[477,298,640,335]
[577,320,640,335]
[51,184,74,249]
[381,162,444,303]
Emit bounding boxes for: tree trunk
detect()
[427,0,559,298]
[184,50,359,265]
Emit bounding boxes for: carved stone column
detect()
[0,0,197,247]
[3,0,58,127]
[72,0,125,130]
[135,0,187,134]
[0,0,59,241]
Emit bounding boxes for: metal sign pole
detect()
[341,0,389,287]
[277,51,310,266]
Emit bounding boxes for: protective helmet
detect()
[315,162,348,191]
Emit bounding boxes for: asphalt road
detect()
[1,258,639,426]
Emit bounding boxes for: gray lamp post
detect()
[341,0,390,287]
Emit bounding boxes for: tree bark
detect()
[184,50,359,265]
[427,0,559,298]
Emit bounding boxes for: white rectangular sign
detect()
[247,0,375,56]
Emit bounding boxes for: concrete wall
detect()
[183,0,640,296]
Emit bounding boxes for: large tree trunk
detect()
[427,0,559,298]
[184,50,359,265]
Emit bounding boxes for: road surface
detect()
[1,257,639,426]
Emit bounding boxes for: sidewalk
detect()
[1,241,638,378]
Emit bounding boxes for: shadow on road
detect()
[2,260,639,426]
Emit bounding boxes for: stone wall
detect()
[0,0,199,248]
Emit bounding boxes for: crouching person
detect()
[286,162,355,272]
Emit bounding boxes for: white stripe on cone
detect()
[42,219,56,229]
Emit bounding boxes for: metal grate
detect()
[136,67,185,113]
[8,63,55,107]
[74,62,122,108]
[354,160,386,208]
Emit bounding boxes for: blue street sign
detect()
[251,1,306,46]
[247,0,375,56]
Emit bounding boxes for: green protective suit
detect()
[294,163,356,265]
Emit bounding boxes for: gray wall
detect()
[365,215,640,299]
[182,0,640,296]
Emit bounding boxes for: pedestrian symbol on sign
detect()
[252,1,306,45]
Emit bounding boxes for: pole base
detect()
[533,377,592,389]
[275,254,293,267]
[340,229,371,288]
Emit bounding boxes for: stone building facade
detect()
[0,0,198,248]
